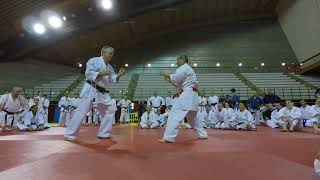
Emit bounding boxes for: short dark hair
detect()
[178,54,189,63]
[230,88,236,93]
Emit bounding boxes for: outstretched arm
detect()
[160,70,178,88]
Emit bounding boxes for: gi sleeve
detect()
[37,113,45,125]
[23,112,32,126]
[290,108,302,119]
[246,110,254,123]
[58,97,64,108]
[170,68,185,84]
[0,95,7,110]
[19,96,30,112]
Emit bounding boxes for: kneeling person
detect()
[140,105,159,129]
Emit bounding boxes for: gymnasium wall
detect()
[0,59,78,90]
[116,19,297,74]
[277,0,320,69]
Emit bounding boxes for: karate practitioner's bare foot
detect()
[281,127,289,132]
[289,125,295,132]
[158,139,173,143]
[314,128,320,134]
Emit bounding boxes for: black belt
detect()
[86,80,109,94]
[211,103,217,106]
[3,110,17,126]
[122,107,128,109]
[2,110,17,115]
[153,106,160,108]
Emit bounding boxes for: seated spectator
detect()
[278,100,302,132]
[210,103,230,129]
[309,98,320,134]
[17,105,50,131]
[266,103,282,128]
[140,105,159,129]
[299,99,313,127]
[230,102,255,131]
[261,103,274,124]
[263,89,282,104]
[315,87,320,99]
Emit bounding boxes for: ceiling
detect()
[0,0,279,66]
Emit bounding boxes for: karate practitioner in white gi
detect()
[211,103,230,129]
[70,93,80,122]
[147,92,164,113]
[278,100,302,132]
[117,95,132,123]
[230,103,255,130]
[140,105,159,129]
[299,99,313,127]
[110,97,117,125]
[64,46,126,140]
[0,86,29,131]
[309,98,320,134]
[17,105,50,131]
[165,92,174,113]
[42,94,50,124]
[159,54,208,143]
[58,90,72,127]
[266,103,282,128]
[208,91,219,112]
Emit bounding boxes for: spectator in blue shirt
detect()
[248,91,264,124]
[230,88,240,110]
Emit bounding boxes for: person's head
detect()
[124,95,128,100]
[176,54,189,67]
[217,103,223,111]
[64,90,70,97]
[101,46,114,64]
[30,105,38,114]
[230,88,236,94]
[25,93,30,99]
[146,105,151,113]
[300,99,306,107]
[252,91,257,97]
[285,100,294,109]
[266,103,273,110]
[274,102,282,110]
[239,102,247,111]
[153,91,158,97]
[38,90,43,97]
[315,98,320,106]
[267,89,273,95]
[224,102,230,108]
[11,86,22,97]
[33,97,39,105]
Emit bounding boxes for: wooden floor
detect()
[0,126,319,180]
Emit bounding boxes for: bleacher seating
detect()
[71,73,132,100]
[242,73,314,100]
[24,74,81,100]
[134,73,250,101]
[295,74,320,87]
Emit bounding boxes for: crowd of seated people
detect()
[0,87,51,132]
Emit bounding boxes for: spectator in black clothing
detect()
[263,89,282,104]
[262,103,274,123]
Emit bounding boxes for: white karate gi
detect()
[0,94,29,129]
[165,96,174,112]
[232,110,255,130]
[278,106,302,128]
[300,105,313,127]
[117,99,131,123]
[315,159,320,176]
[147,96,164,113]
[110,99,117,125]
[58,96,72,126]
[309,105,320,126]
[266,109,281,128]
[65,56,119,139]
[17,111,50,131]
[70,97,80,123]
[197,110,209,128]
[208,96,219,111]
[211,108,229,129]
[162,63,208,142]
[140,111,159,129]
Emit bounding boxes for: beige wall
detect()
[277,0,320,67]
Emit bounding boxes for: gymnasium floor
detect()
[0,126,319,180]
